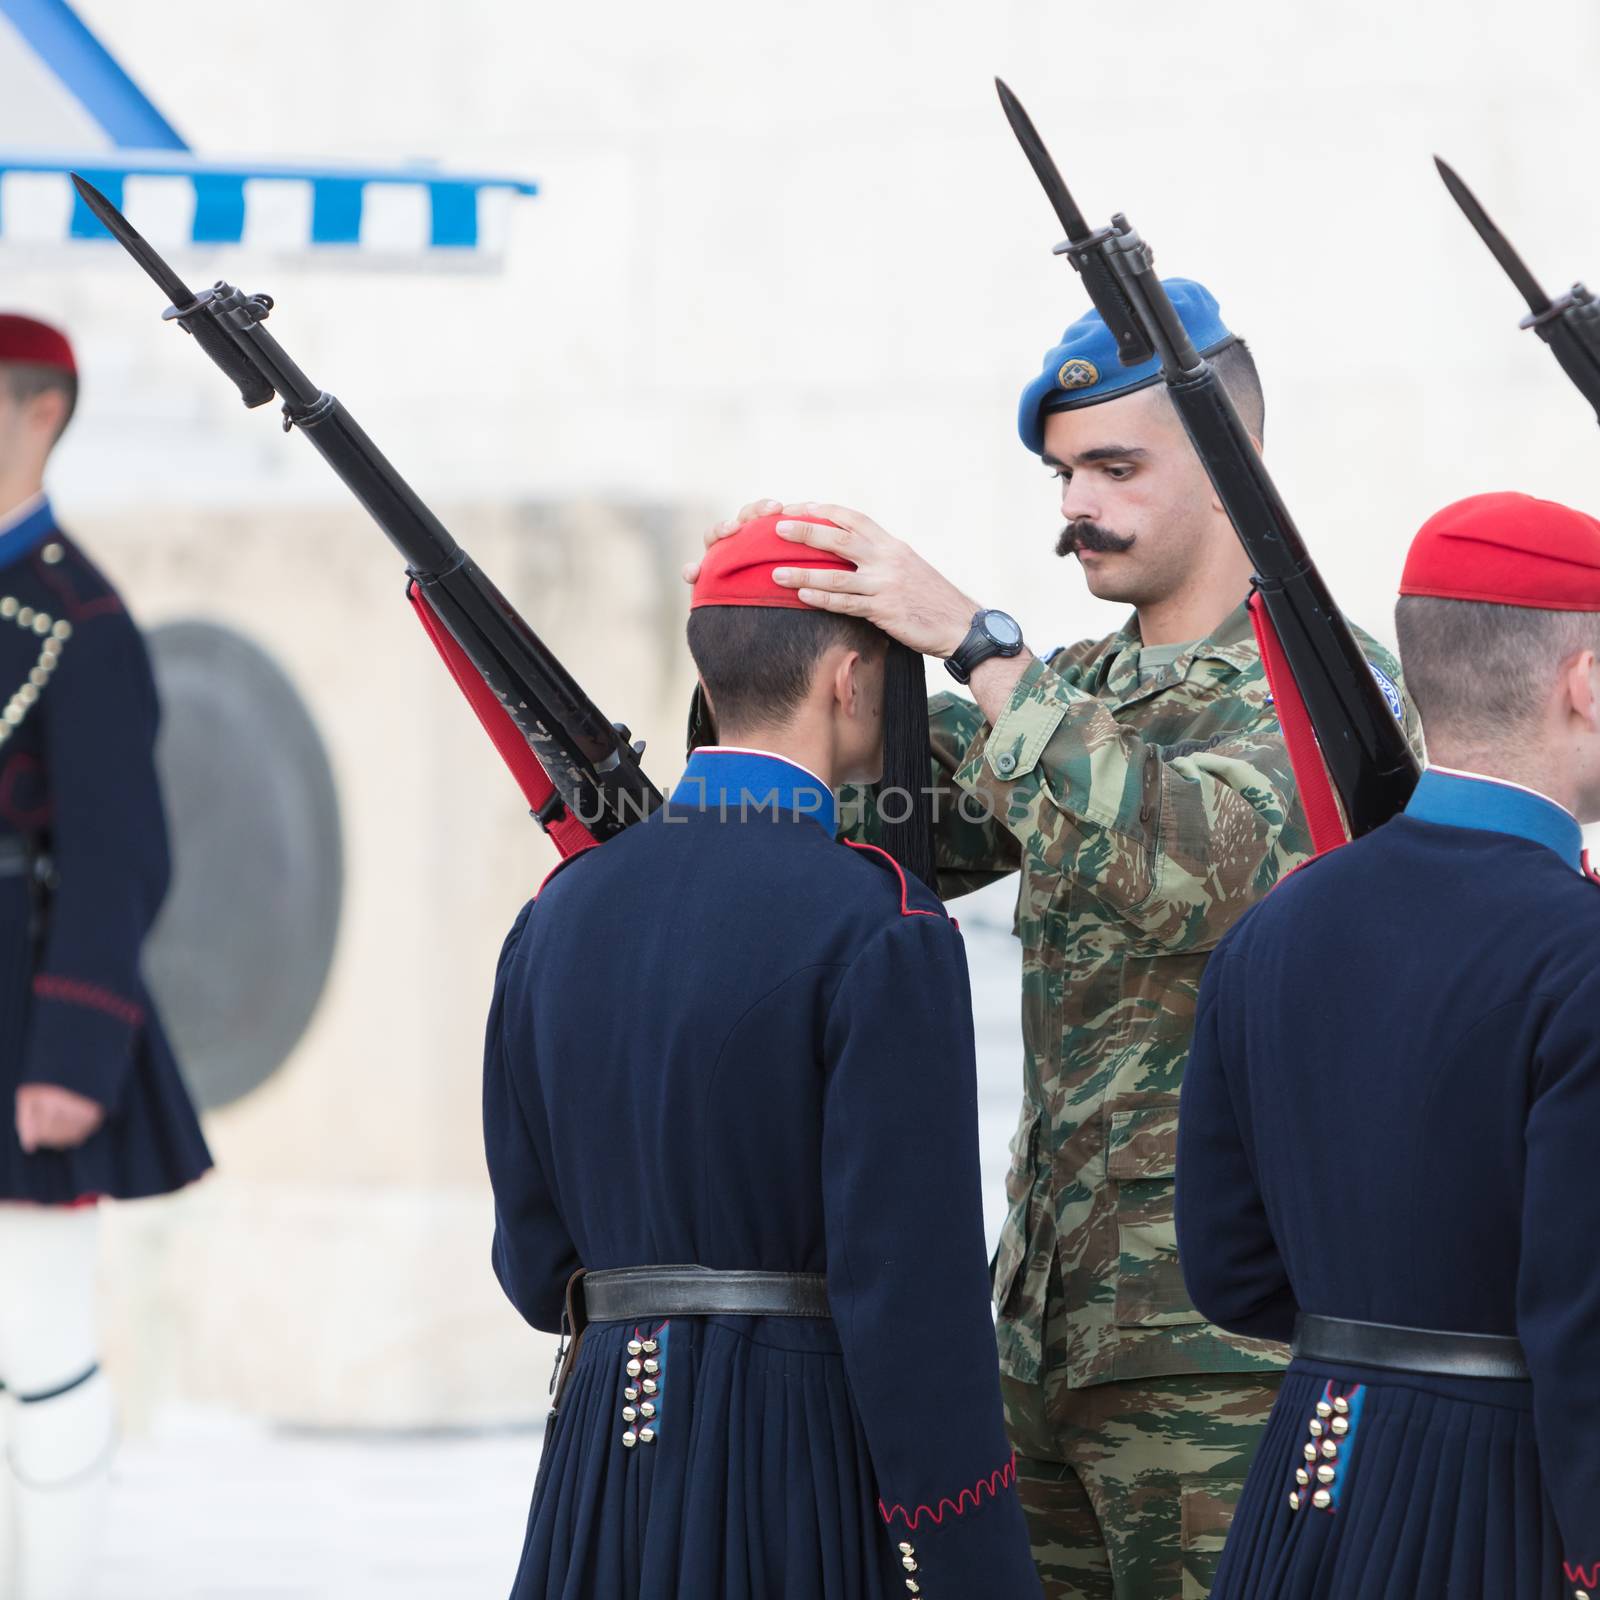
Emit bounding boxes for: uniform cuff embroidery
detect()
[877,1451,1018,1530]
[32,974,144,1028]
[1564,1561,1600,1596]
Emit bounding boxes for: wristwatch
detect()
[944,609,1025,684]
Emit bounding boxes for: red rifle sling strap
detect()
[1247,590,1349,857]
[406,582,600,859]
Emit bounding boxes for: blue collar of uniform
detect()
[671,746,838,836]
[0,495,55,571]
[1404,766,1584,872]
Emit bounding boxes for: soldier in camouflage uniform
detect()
[685,279,1423,1598]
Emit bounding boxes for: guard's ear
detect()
[1565,649,1599,734]
[833,648,863,718]
[24,385,69,444]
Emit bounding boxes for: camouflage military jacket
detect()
[844,600,1422,1392]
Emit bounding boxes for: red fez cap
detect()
[690,513,853,609]
[0,315,75,376]
[1400,491,1600,612]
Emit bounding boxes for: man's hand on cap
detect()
[682,499,783,586]
[769,502,977,659]
[16,1083,105,1152]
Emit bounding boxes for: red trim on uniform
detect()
[1583,848,1600,887]
[34,544,127,625]
[1248,591,1348,857]
[32,975,143,1028]
[842,840,944,919]
[0,753,50,831]
[878,1451,1017,1530]
[534,846,597,899]
[1566,1562,1600,1588]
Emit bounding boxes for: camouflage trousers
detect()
[1002,1370,1281,1600]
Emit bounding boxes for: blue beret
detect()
[1017,277,1237,454]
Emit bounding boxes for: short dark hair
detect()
[1211,338,1264,442]
[687,606,885,732]
[2,361,78,441]
[1394,594,1600,742]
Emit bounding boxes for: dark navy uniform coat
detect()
[0,498,210,1204]
[483,748,1041,1599]
[1176,768,1600,1599]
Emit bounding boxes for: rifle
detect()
[1435,157,1600,426]
[995,81,1420,845]
[70,175,661,857]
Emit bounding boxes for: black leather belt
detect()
[584,1265,830,1322]
[548,1266,830,1416]
[1294,1314,1529,1381]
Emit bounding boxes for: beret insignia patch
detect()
[1057,357,1099,391]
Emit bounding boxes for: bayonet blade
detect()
[69,173,198,309]
[994,78,1093,243]
[1434,155,1552,317]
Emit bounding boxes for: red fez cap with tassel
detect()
[691,513,853,609]
[1401,491,1600,612]
[0,315,75,376]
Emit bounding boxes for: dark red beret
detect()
[1400,491,1600,612]
[0,315,74,376]
[690,513,852,609]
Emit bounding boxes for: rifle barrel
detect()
[78,179,662,840]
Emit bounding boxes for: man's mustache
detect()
[1057,520,1137,558]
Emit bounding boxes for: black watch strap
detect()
[945,609,1024,685]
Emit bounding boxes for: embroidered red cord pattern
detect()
[32,975,143,1028]
[878,1452,1017,1530]
[1565,1561,1600,1588]
[842,841,944,920]
[35,545,126,625]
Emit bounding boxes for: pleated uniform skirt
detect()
[1214,1357,1563,1600]
[0,879,212,1205]
[516,1314,904,1600]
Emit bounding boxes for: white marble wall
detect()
[0,0,1595,1423]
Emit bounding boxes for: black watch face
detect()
[983,611,1023,648]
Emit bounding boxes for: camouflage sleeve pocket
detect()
[1107,1104,1204,1329]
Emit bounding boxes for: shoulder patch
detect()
[1367,659,1405,725]
[842,839,947,920]
[533,842,599,901]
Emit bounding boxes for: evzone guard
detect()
[1178,493,1600,1597]
[0,315,210,1599]
[482,515,1042,1597]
